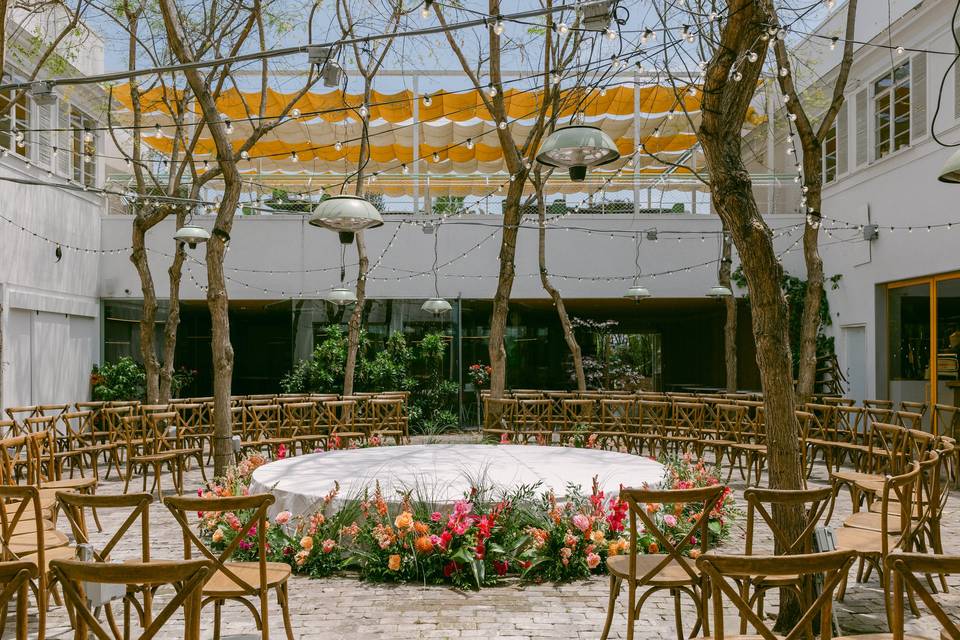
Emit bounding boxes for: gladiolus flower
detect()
[388,555,401,571]
[300,536,314,551]
[322,539,336,554]
[275,511,292,525]
[586,553,601,569]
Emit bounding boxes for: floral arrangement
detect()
[195,453,736,589]
[467,363,492,388]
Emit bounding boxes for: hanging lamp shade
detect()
[173,225,211,249]
[536,125,620,181]
[624,285,652,301]
[706,284,733,298]
[326,287,357,306]
[938,149,960,183]
[309,195,383,244]
[421,298,453,315]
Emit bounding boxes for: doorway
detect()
[842,325,866,404]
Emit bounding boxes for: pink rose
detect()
[663,514,678,528]
[572,514,591,533]
[430,511,443,522]
[322,539,336,554]
[275,511,292,526]
[586,552,601,569]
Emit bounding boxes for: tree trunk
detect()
[343,232,368,396]
[159,236,186,402]
[207,215,238,477]
[535,177,585,392]
[719,232,737,391]
[488,179,526,398]
[131,216,160,403]
[795,163,825,403]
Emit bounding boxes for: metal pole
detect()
[633,69,641,217]
[413,75,420,214]
[457,293,464,429]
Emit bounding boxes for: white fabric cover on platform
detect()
[250,444,665,516]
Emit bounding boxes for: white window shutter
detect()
[36,102,53,167]
[911,52,927,141]
[855,88,868,167]
[836,101,848,175]
[57,100,71,176]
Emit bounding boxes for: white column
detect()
[633,70,641,216]
[412,75,420,214]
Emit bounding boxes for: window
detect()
[823,122,837,183]
[0,88,30,157]
[873,61,910,160]
[70,107,96,187]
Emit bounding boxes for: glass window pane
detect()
[888,283,931,425]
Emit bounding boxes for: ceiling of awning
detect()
[112,83,759,194]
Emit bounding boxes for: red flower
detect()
[277,444,287,460]
[443,561,461,577]
[493,560,509,576]
[439,530,452,550]
[475,540,485,560]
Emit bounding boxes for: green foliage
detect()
[431,196,466,216]
[280,326,349,394]
[90,357,146,401]
[410,333,458,434]
[264,188,316,213]
[732,267,843,372]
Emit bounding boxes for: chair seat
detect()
[6,529,70,555]
[606,555,700,586]
[831,469,884,485]
[22,544,76,573]
[834,635,930,640]
[730,442,767,453]
[131,452,180,463]
[202,561,292,597]
[41,477,97,491]
[843,511,904,533]
[833,526,898,554]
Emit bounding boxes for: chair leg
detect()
[214,599,223,640]
[278,583,295,640]
[599,575,622,640]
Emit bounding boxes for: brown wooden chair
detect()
[481,398,517,442]
[57,410,119,483]
[516,399,553,445]
[594,399,631,451]
[164,493,295,640]
[696,549,856,640]
[634,399,670,457]
[321,400,365,449]
[367,398,406,445]
[600,484,725,640]
[0,485,74,640]
[51,558,211,640]
[741,486,833,631]
[0,560,39,640]
[556,399,596,447]
[666,401,704,456]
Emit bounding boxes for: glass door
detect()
[935,276,960,436]
[887,281,932,430]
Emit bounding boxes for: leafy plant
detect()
[90,357,146,401]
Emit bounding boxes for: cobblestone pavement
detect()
[12,434,959,639]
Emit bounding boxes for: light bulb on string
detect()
[556,22,568,34]
[492,19,504,35]
[334,140,343,151]
[486,84,497,98]
[154,124,163,138]
[498,120,507,130]
[240,150,249,160]
[290,151,299,162]
[358,104,369,118]
[605,28,617,41]
[466,138,474,150]
[780,67,789,77]
[896,45,905,55]
[420,0,431,19]
[830,37,838,50]
[83,129,94,144]
[747,51,758,63]
[423,94,432,107]
[224,119,234,134]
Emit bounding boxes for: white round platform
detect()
[249,444,665,516]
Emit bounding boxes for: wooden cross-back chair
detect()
[57,410,119,483]
[172,403,212,464]
[239,404,293,459]
[4,407,41,434]
[895,410,924,430]
[279,401,319,453]
[634,399,670,457]
[667,401,703,456]
[900,400,927,417]
[882,552,960,640]
[164,493,295,640]
[0,560,38,640]
[933,404,959,486]
[696,550,856,640]
[864,399,895,411]
[594,399,631,451]
[321,400,365,449]
[57,491,156,630]
[741,487,833,631]
[515,399,553,445]
[120,412,196,497]
[833,460,923,621]
[600,484,725,640]
[556,399,595,447]
[827,422,909,523]
[481,398,517,442]
[51,558,211,640]
[0,485,75,640]
[366,398,406,445]
[701,404,746,480]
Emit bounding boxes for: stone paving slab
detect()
[9,434,959,639]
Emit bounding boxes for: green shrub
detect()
[90,357,146,401]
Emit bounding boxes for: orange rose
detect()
[648,542,659,554]
[394,511,414,530]
[300,536,314,551]
[689,549,701,559]
[388,554,402,571]
[414,535,434,555]
[590,530,605,544]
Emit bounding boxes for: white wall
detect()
[98,213,807,303]
[815,0,960,401]
[0,158,103,409]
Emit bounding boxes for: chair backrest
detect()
[164,493,274,596]
[887,552,960,640]
[715,404,748,442]
[934,403,959,438]
[57,491,153,563]
[58,410,96,451]
[483,398,517,430]
[51,558,212,640]
[0,560,38,640]
[322,400,358,434]
[895,410,924,430]
[899,401,927,417]
[368,398,404,432]
[878,460,924,556]
[599,399,631,432]
[743,487,832,555]
[697,549,856,640]
[560,399,594,426]
[672,402,704,436]
[619,485,726,585]
[834,405,864,441]
[0,486,46,567]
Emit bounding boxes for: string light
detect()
[224,119,234,135]
[423,94,432,107]
[492,19,504,35]
[555,22,568,34]
[290,108,301,118]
